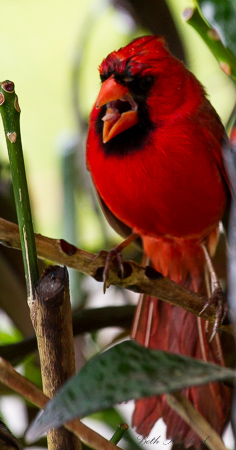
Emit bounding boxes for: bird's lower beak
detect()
[96,76,138,143]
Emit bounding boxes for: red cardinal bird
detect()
[86,36,232,448]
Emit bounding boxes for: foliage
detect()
[0,1,235,449]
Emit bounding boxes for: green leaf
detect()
[196,0,236,54]
[26,340,235,443]
[0,328,22,345]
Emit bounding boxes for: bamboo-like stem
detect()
[0,217,234,336]
[0,357,122,450]
[110,423,128,445]
[0,81,39,302]
[182,7,236,80]
[30,265,81,450]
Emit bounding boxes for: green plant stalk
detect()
[0,81,39,302]
[182,6,236,81]
[110,423,128,445]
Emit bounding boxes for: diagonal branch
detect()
[0,357,122,450]
[165,393,228,450]
[0,217,233,336]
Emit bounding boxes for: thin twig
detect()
[0,217,234,336]
[0,357,122,450]
[110,423,128,445]
[166,393,228,450]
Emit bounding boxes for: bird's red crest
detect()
[99,35,169,78]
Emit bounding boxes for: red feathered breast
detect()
[87,112,227,240]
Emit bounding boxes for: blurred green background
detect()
[0,0,234,242]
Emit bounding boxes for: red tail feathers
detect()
[132,235,232,449]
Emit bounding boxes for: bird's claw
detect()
[199,288,228,341]
[94,248,124,293]
[103,248,125,293]
[94,234,139,293]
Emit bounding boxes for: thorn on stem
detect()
[208,29,221,41]
[7,132,17,143]
[0,93,5,105]
[220,62,231,76]
[1,81,15,93]
[182,8,194,22]
[14,96,21,113]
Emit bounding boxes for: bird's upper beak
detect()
[96,76,138,143]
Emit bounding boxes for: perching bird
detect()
[86,35,232,449]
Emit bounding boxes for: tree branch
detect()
[0,306,135,364]
[0,217,233,336]
[30,265,81,450]
[0,357,122,450]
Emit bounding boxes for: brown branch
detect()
[0,306,135,364]
[0,357,122,450]
[30,265,81,450]
[0,217,233,336]
[0,417,23,450]
[165,393,228,450]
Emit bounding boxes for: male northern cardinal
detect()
[86,36,231,448]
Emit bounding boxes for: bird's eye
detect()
[139,75,155,91]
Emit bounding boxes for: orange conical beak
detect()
[96,76,138,143]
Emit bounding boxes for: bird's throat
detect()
[102,97,138,143]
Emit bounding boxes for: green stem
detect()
[182,6,236,81]
[0,80,39,302]
[110,423,128,445]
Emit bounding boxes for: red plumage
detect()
[86,36,232,448]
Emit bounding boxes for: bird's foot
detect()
[199,287,228,341]
[200,243,228,341]
[94,233,139,293]
[95,247,124,293]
